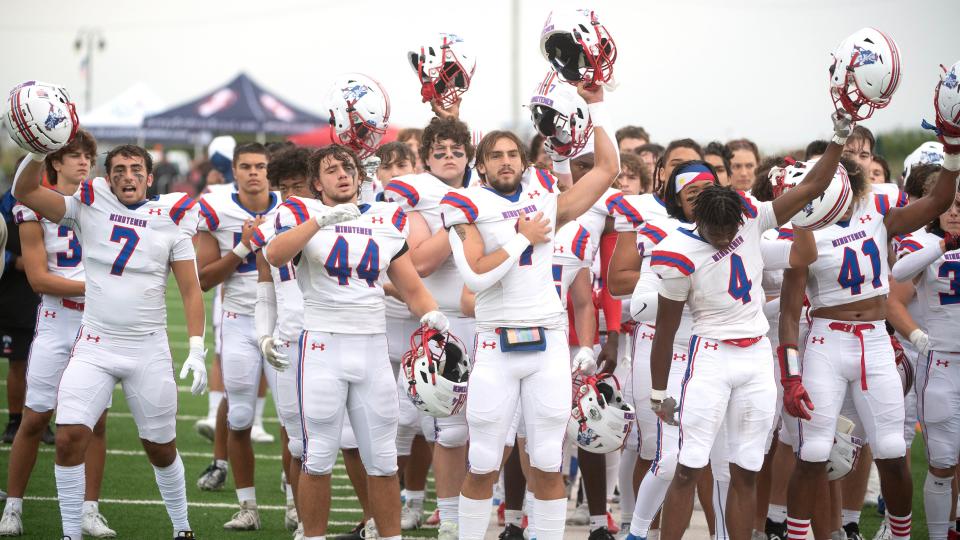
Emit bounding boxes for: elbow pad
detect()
[255,282,278,338]
[448,229,523,293]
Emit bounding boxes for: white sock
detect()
[618,451,638,528]
[713,479,730,540]
[437,496,458,525]
[236,486,256,505]
[926,473,953,540]
[631,471,671,536]
[524,490,537,531]
[56,463,85,538]
[208,391,224,419]
[406,489,425,512]
[767,504,787,522]
[605,451,619,500]
[590,514,607,531]
[82,500,98,515]
[841,508,861,525]
[533,498,567,540]
[505,509,523,527]
[215,458,228,469]
[3,497,22,514]
[286,482,295,505]
[786,516,810,539]
[254,396,266,427]
[153,453,191,533]
[458,495,492,540]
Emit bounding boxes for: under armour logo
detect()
[85,334,100,343]
[481,341,497,349]
[225,312,239,319]
[371,217,384,224]
[43,310,56,318]
[811,336,825,344]
[149,208,163,215]
[937,359,950,367]
[528,190,541,199]
[673,353,687,361]
[640,332,654,341]
[310,343,325,351]
[703,342,718,350]
[554,246,564,253]
[860,215,872,224]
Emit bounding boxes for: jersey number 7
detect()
[109,225,140,276]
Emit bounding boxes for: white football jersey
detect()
[197,190,280,315]
[896,229,960,352]
[13,202,84,304]
[651,194,778,340]
[252,218,303,343]
[893,233,928,333]
[612,193,670,259]
[551,221,591,305]
[383,172,468,313]
[273,197,409,334]
[576,187,629,262]
[441,167,566,331]
[760,227,796,299]
[806,193,895,310]
[58,178,198,336]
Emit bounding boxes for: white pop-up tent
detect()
[82,83,200,143]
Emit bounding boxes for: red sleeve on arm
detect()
[599,232,622,331]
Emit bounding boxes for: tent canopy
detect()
[82,82,196,142]
[143,73,327,135]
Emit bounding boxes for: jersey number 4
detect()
[325,236,380,287]
[837,238,882,295]
[727,253,752,304]
[109,225,140,276]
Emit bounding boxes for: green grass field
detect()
[0,281,935,538]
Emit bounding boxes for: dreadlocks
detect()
[694,184,745,233]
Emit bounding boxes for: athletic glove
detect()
[420,310,450,333]
[571,346,596,374]
[180,336,208,396]
[315,203,362,228]
[831,110,855,145]
[908,329,930,359]
[650,392,679,426]
[258,336,289,372]
[778,344,813,420]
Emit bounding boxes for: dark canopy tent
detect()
[143,73,327,136]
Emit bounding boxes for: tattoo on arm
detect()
[454,224,467,241]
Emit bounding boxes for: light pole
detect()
[74,28,106,113]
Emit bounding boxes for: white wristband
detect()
[503,234,532,259]
[232,242,252,259]
[189,335,204,352]
[650,389,667,401]
[831,134,848,146]
[587,102,611,132]
[552,158,571,175]
[943,153,960,172]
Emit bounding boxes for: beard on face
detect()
[485,167,522,194]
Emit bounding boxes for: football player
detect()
[12,143,205,540]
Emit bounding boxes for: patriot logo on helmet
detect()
[327,73,391,159]
[828,27,901,121]
[4,81,79,154]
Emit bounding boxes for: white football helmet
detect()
[934,61,960,145]
[540,9,617,87]
[567,374,635,454]
[826,416,863,481]
[401,325,470,418]
[529,70,593,158]
[902,141,944,181]
[829,28,902,121]
[769,159,853,230]
[408,33,476,109]
[327,73,390,160]
[4,81,79,154]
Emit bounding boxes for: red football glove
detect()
[778,344,814,420]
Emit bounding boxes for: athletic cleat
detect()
[251,424,275,443]
[588,527,616,540]
[362,519,379,539]
[223,501,261,530]
[765,518,788,540]
[438,522,458,540]
[947,528,960,540]
[293,523,305,540]
[41,425,55,445]
[333,522,364,540]
[499,524,526,540]
[194,417,215,442]
[607,512,620,534]
[82,510,117,538]
[566,502,589,526]
[0,509,23,535]
[871,522,892,540]
[400,503,421,530]
[196,461,228,491]
[284,503,298,531]
[175,531,196,540]
[497,501,506,526]
[843,521,864,540]
[425,508,441,526]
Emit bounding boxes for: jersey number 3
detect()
[325,236,380,287]
[109,225,140,276]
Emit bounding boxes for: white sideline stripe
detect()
[24,495,362,515]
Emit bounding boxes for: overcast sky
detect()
[1,0,956,152]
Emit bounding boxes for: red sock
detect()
[786,516,810,539]
[888,512,911,539]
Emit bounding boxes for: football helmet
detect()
[933,61,960,149]
[567,373,635,454]
[829,28,901,121]
[4,81,79,154]
[540,9,617,87]
[327,73,391,159]
[529,70,593,158]
[826,416,862,481]
[408,33,476,109]
[902,141,944,181]
[401,325,470,418]
[768,158,852,230]
[891,335,915,396]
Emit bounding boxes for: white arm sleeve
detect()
[255,282,278,339]
[763,296,781,319]
[891,241,944,282]
[760,238,793,271]
[448,227,523,293]
[630,271,661,322]
[658,275,691,302]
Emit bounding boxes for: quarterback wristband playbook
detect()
[232,242,252,259]
[777,344,801,380]
[498,327,547,352]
